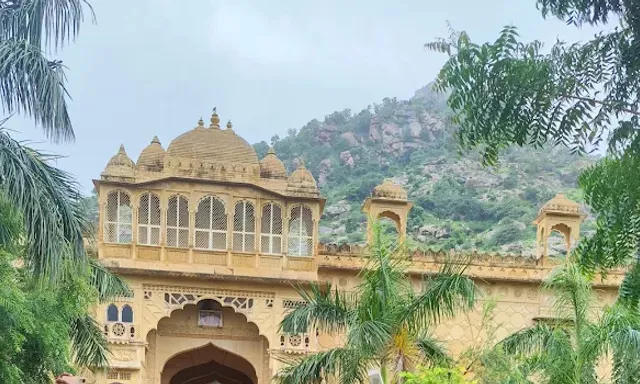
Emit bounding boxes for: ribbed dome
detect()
[286,161,318,197]
[137,136,165,171]
[106,145,134,168]
[102,145,135,178]
[540,193,581,214]
[373,179,407,200]
[166,114,258,165]
[259,148,287,179]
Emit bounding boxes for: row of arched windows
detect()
[104,191,314,256]
[107,304,134,323]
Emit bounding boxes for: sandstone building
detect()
[91,110,624,384]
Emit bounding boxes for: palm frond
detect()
[275,347,365,384]
[0,39,73,141]
[0,127,87,282]
[415,336,453,367]
[543,262,593,326]
[601,304,640,355]
[0,0,93,50]
[404,259,477,330]
[280,282,352,335]
[89,258,131,303]
[69,313,109,368]
[345,318,392,357]
[500,322,565,357]
[0,194,23,252]
[501,323,577,384]
[358,221,412,326]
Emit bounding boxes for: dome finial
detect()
[210,107,220,129]
[197,117,205,128]
[151,135,161,144]
[118,144,127,155]
[226,120,233,131]
[267,146,276,155]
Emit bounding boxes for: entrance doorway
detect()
[155,299,267,384]
[164,343,256,384]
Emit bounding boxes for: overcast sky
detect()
[10,0,602,193]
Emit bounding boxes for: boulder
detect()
[317,158,333,186]
[325,200,351,216]
[369,116,382,142]
[340,151,355,168]
[340,132,359,147]
[419,225,450,239]
[408,119,422,138]
[316,124,337,144]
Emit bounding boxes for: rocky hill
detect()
[253,85,595,255]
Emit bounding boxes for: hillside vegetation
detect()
[254,85,595,254]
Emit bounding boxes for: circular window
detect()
[112,323,126,337]
[289,334,302,347]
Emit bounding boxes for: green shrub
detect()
[402,366,476,384]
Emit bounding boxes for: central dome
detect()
[167,113,258,165]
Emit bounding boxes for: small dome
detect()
[540,193,581,215]
[166,111,259,165]
[259,147,287,179]
[137,136,165,172]
[373,179,407,200]
[106,145,134,168]
[286,161,318,196]
[102,145,135,178]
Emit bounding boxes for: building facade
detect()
[90,110,624,384]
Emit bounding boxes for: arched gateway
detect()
[91,109,624,383]
[151,299,266,384]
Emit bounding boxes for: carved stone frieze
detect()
[158,323,261,341]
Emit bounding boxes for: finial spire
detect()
[210,107,220,129]
[267,147,276,155]
[226,120,233,131]
[197,117,204,128]
[118,144,127,155]
[151,135,161,144]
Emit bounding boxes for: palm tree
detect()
[277,222,478,384]
[0,0,130,369]
[498,261,640,384]
[0,0,92,281]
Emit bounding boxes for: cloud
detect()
[208,3,310,66]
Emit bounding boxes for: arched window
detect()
[233,201,255,252]
[261,203,283,254]
[167,195,189,248]
[138,193,161,245]
[121,305,134,323]
[107,304,118,322]
[195,196,227,250]
[105,191,132,243]
[378,215,399,240]
[288,206,314,257]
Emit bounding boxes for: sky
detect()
[10,0,603,193]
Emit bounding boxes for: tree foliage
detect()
[401,366,476,384]
[497,261,640,383]
[0,0,131,378]
[426,1,640,271]
[276,222,477,384]
[0,201,129,381]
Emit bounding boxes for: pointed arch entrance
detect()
[163,343,256,384]
[148,299,271,384]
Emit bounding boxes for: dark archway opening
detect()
[170,358,254,384]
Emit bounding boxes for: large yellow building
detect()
[92,110,624,384]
